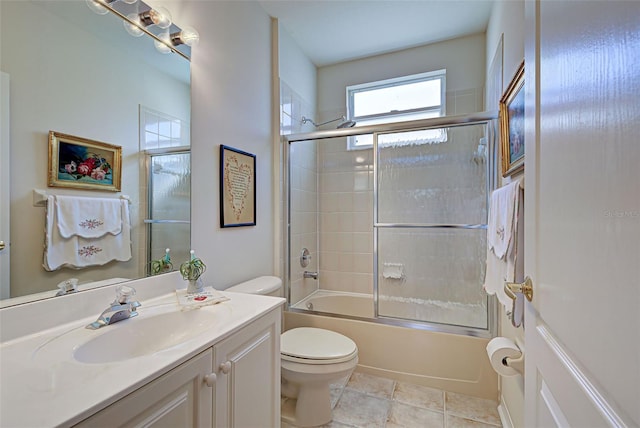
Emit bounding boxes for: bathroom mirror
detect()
[0,0,191,306]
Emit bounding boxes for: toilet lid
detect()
[281,327,357,361]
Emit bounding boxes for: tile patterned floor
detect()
[282,372,502,428]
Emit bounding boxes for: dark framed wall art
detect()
[219,145,256,228]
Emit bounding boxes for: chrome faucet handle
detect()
[114,285,137,304]
[85,286,142,330]
[303,271,318,280]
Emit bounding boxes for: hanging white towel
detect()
[487,180,520,258]
[44,196,132,271]
[483,179,524,310]
[55,195,123,238]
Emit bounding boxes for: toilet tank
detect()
[226,276,282,297]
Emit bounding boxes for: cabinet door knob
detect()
[204,373,217,387]
[219,361,232,374]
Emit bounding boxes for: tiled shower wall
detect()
[281,81,319,304]
[318,139,374,294]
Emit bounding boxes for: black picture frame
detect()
[219,145,256,228]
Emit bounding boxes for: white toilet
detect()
[226,276,358,427]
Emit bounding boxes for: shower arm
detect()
[301,116,353,128]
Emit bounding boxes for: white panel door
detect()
[0,72,10,299]
[523,1,640,427]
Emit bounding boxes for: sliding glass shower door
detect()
[374,123,490,329]
[145,150,191,274]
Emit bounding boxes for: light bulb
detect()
[85,0,112,15]
[154,33,173,54]
[123,13,144,37]
[121,0,137,3]
[140,7,172,29]
[172,26,199,47]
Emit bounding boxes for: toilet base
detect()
[281,381,333,427]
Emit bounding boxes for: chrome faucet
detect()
[86,285,141,330]
[303,271,318,280]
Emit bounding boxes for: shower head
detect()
[301,116,357,129]
[337,118,356,128]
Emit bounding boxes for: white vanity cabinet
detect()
[75,348,214,427]
[74,308,281,428]
[213,308,281,427]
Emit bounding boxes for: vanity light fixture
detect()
[171,27,200,47]
[88,0,197,60]
[123,13,145,37]
[139,7,172,29]
[86,0,136,15]
[154,33,173,54]
[124,7,172,38]
[155,28,200,54]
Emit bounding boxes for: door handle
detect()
[504,276,533,302]
[0,241,5,251]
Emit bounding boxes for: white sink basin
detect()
[73,307,226,364]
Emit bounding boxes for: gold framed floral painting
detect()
[499,61,525,177]
[48,131,122,191]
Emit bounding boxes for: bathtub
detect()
[287,290,497,400]
[291,290,488,329]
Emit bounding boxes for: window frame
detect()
[346,69,447,150]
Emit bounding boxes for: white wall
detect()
[1,1,189,297]
[485,0,525,426]
[318,33,486,121]
[486,1,525,92]
[178,1,275,289]
[278,25,317,124]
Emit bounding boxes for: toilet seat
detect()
[281,327,358,365]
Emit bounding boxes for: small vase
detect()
[187,278,204,294]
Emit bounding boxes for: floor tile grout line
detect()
[382,379,397,427]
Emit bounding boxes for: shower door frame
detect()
[143,147,192,276]
[284,111,499,338]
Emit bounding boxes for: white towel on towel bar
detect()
[483,179,524,310]
[55,195,123,238]
[44,196,132,271]
[487,180,520,258]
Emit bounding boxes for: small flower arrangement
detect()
[150,248,173,276]
[180,250,206,281]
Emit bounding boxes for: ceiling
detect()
[258,0,495,67]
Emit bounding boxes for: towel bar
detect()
[32,189,131,207]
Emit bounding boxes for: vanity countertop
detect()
[0,290,284,427]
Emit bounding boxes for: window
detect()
[346,70,446,149]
